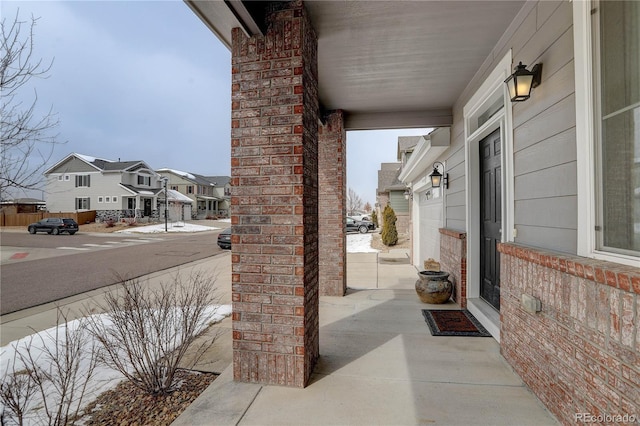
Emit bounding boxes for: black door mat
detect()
[422,309,492,337]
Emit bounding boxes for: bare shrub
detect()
[0,357,37,425]
[85,271,221,395]
[1,309,99,425]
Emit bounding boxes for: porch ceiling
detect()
[186,0,525,130]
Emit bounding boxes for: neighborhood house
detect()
[44,153,163,222]
[157,169,231,219]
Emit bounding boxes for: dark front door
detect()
[144,198,152,217]
[479,129,502,311]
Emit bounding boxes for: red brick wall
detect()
[318,110,346,296]
[499,243,640,424]
[439,228,466,307]
[230,0,319,388]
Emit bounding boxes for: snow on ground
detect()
[117,219,377,252]
[116,223,218,234]
[347,233,379,253]
[0,305,232,424]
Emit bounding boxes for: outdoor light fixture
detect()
[403,188,413,200]
[430,162,448,189]
[504,62,543,102]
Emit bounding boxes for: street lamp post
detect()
[163,178,168,232]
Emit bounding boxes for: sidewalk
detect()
[174,249,558,426]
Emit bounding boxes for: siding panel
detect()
[514,127,576,176]
[514,161,577,200]
[515,224,577,253]
[515,196,577,230]
[514,94,575,153]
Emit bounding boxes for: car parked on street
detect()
[27,218,78,235]
[217,227,231,249]
[346,216,375,234]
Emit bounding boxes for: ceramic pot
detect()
[415,271,453,304]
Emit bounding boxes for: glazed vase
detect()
[415,271,453,304]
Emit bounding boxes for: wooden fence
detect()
[0,211,97,227]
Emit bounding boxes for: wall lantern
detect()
[504,62,543,102]
[403,188,413,200]
[430,162,448,189]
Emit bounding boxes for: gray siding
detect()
[49,157,97,174]
[389,190,409,213]
[440,0,577,254]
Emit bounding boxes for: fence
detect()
[0,211,97,227]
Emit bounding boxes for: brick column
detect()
[439,228,467,307]
[319,110,346,296]
[230,1,319,387]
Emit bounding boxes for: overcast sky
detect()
[5,1,429,206]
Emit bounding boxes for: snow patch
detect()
[116,223,218,234]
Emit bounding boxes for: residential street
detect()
[0,230,226,315]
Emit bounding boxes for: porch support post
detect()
[230,0,319,388]
[319,110,347,296]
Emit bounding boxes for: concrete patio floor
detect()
[174,249,558,426]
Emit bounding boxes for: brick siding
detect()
[230,0,319,388]
[318,110,346,296]
[439,228,467,307]
[499,243,640,424]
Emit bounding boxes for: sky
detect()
[4,1,430,206]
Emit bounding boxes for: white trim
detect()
[467,299,500,342]
[573,1,638,267]
[463,51,514,333]
[574,0,596,258]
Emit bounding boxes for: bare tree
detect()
[363,201,372,213]
[1,11,62,200]
[347,187,363,216]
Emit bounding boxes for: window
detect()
[187,185,194,194]
[105,196,110,203]
[224,187,231,196]
[75,175,90,187]
[171,185,178,191]
[128,198,136,209]
[594,0,639,256]
[137,175,151,186]
[112,196,118,203]
[64,175,70,181]
[75,197,90,210]
[98,197,104,203]
[58,175,63,181]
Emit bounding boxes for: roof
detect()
[377,163,405,193]
[1,198,46,205]
[158,169,231,187]
[158,189,193,203]
[119,184,164,196]
[205,176,231,186]
[45,153,155,174]
[397,136,421,161]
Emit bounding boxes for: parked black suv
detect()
[27,218,79,235]
[346,216,376,234]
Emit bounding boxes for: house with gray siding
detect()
[44,153,163,221]
[186,1,639,422]
[156,169,230,218]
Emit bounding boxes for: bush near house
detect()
[381,204,398,246]
[370,210,378,228]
